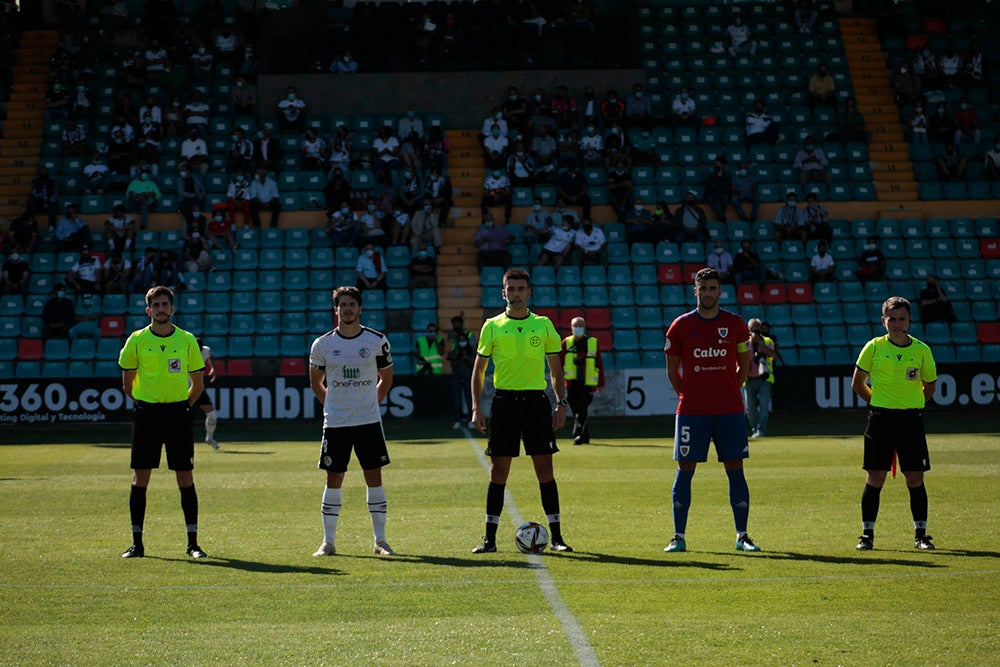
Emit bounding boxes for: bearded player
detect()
[662,267,760,554]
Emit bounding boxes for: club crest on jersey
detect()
[530,335,541,347]
[679,445,690,456]
[358,347,371,358]
[717,327,728,338]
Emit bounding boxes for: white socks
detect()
[205,410,217,440]
[367,485,387,543]
[321,487,342,545]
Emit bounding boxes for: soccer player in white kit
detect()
[193,337,220,449]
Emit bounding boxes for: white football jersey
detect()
[310,327,392,428]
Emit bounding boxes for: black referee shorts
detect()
[131,400,195,471]
[486,389,559,457]
[863,407,931,472]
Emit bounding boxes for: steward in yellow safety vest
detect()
[559,316,605,444]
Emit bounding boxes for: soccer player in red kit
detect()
[663,267,760,553]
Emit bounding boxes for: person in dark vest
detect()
[560,316,605,444]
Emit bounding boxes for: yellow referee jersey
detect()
[477,311,562,390]
[856,334,937,409]
[119,326,205,403]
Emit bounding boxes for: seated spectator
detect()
[408,242,437,289]
[953,98,981,145]
[182,230,213,274]
[226,168,252,227]
[892,63,922,105]
[186,205,208,239]
[774,191,806,244]
[325,203,359,247]
[731,161,760,223]
[136,111,162,148]
[42,285,76,339]
[248,168,281,228]
[129,247,159,293]
[372,125,401,170]
[68,82,92,119]
[46,82,70,120]
[102,250,132,294]
[557,130,581,168]
[26,167,59,230]
[572,217,608,267]
[54,206,90,252]
[918,275,956,324]
[556,161,591,219]
[502,86,530,135]
[726,11,756,56]
[154,250,185,292]
[674,190,708,243]
[481,168,513,224]
[482,125,509,169]
[473,214,514,271]
[809,240,835,283]
[579,124,604,166]
[143,39,169,81]
[107,130,134,186]
[227,127,254,173]
[1,251,30,295]
[939,47,963,87]
[62,118,87,156]
[985,141,1000,181]
[8,213,39,255]
[424,125,450,171]
[630,123,658,166]
[523,197,552,246]
[83,152,111,194]
[277,86,306,133]
[409,199,442,250]
[625,83,653,127]
[65,246,101,294]
[914,48,941,89]
[300,127,326,172]
[794,0,819,33]
[600,90,625,127]
[707,240,734,283]
[928,103,955,144]
[253,127,282,175]
[733,239,766,289]
[399,125,423,172]
[671,87,699,127]
[604,124,630,168]
[181,128,210,175]
[162,96,184,137]
[803,192,832,243]
[177,164,205,229]
[237,44,259,79]
[326,124,353,176]
[69,292,102,340]
[607,159,633,223]
[964,43,983,86]
[908,102,928,143]
[355,197,387,248]
[937,143,966,181]
[190,44,213,80]
[481,107,509,142]
[424,168,453,225]
[388,203,411,246]
[231,76,256,115]
[808,63,836,115]
[745,100,778,147]
[831,96,868,143]
[214,26,239,64]
[855,236,886,285]
[331,51,359,73]
[131,136,162,179]
[530,124,558,181]
[414,12,437,63]
[183,90,210,135]
[371,167,398,217]
[793,136,832,188]
[552,86,578,130]
[506,141,536,188]
[577,86,600,130]
[104,204,136,251]
[397,107,424,144]
[703,156,732,222]
[125,169,162,230]
[137,95,161,127]
[536,215,576,269]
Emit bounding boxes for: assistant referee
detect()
[851,296,938,551]
[118,286,207,559]
[470,268,572,554]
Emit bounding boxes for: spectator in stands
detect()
[630,123,658,166]
[985,141,1000,181]
[409,199,442,250]
[607,159,633,223]
[214,25,239,65]
[625,83,653,127]
[793,136,832,189]
[707,240,734,283]
[604,124,630,169]
[137,95,161,127]
[181,128,210,176]
[481,167,513,224]
[733,239,766,289]
[399,128,424,173]
[355,243,386,291]
[125,169,161,230]
[129,247,159,293]
[65,246,101,294]
[248,168,281,228]
[414,12,437,63]
[231,76,256,115]
[703,156,732,222]
[186,205,207,239]
[670,86,698,127]
[571,217,608,267]
[177,164,205,230]
[482,125,509,169]
[523,197,552,246]
[62,118,87,156]
[928,103,955,144]
[918,274,956,324]
[325,203,358,247]
[226,168,252,228]
[396,167,422,215]
[330,51,359,74]
[557,161,591,219]
[473,214,514,271]
[356,197,388,248]
[373,125,401,170]
[8,213,39,255]
[103,250,132,294]
[794,0,819,34]
[552,86,579,131]
[137,112,162,151]
[745,100,778,148]
[371,168,396,217]
[731,161,760,223]
[46,82,69,120]
[153,250,185,292]
[408,242,437,289]
[674,190,708,243]
[952,98,981,145]
[774,191,807,244]
[624,198,661,244]
[111,114,136,145]
[855,236,886,285]
[182,91,209,136]
[481,107,509,142]
[531,125,558,181]
[725,10,756,56]
[892,63,922,105]
[387,204,411,246]
[803,192,832,243]
[502,86,530,135]
[808,63,837,115]
[143,39,169,82]
[914,48,941,89]
[190,44,213,80]
[536,214,576,269]
[277,86,306,133]
[600,89,625,128]
[327,124,353,176]
[68,83,92,120]
[579,124,605,166]
[832,96,869,143]
[964,43,983,86]
[299,127,326,173]
[424,125,450,171]
[237,44,259,79]
[104,204,136,252]
[936,143,966,181]
[68,292,101,340]
[42,284,75,339]
[939,47,963,87]
[507,141,536,188]
[577,86,599,130]
[106,130,134,188]
[162,96,183,137]
[424,168,453,225]
[54,206,90,252]
[26,167,59,230]
[224,127,252,173]
[1,251,29,295]
[809,240,835,283]
[908,102,928,143]
[253,127,282,175]
[552,197,581,230]
[396,107,424,143]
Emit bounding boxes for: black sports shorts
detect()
[486,389,559,457]
[863,407,931,472]
[131,400,195,471]
[319,422,390,472]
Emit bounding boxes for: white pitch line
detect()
[463,428,601,667]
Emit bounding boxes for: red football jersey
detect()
[664,309,750,415]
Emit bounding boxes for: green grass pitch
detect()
[1,414,998,666]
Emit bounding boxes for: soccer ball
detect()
[514,521,549,554]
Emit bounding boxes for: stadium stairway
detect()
[839,16,919,218]
[0,30,57,219]
[438,129,485,325]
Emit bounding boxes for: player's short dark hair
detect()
[882,296,911,316]
[332,285,363,308]
[145,285,174,306]
[503,268,531,286]
[695,267,722,284]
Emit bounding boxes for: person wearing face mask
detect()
[248,168,281,228]
[556,160,592,219]
[409,199,442,250]
[578,124,605,166]
[70,292,102,340]
[180,128,210,175]
[939,48,963,86]
[125,169,162,231]
[936,143,967,181]
[892,62,922,105]
[625,83,653,128]
[416,322,447,376]
[355,243,386,290]
[703,156,732,222]
[908,102,928,143]
[330,51,359,74]
[447,330,477,429]
[480,106,509,144]
[630,121,659,166]
[53,204,91,252]
[66,246,101,295]
[423,168,453,225]
[536,214,576,269]
[807,63,836,115]
[774,191,806,244]
[550,86,577,131]
[207,207,237,251]
[501,86,529,134]
[706,240,734,283]
[733,239,766,289]
[725,10,756,56]
[675,190,708,243]
[231,75,257,115]
[984,141,1000,181]
[226,127,254,173]
[571,217,608,267]
[855,236,886,285]
[1,251,30,296]
[182,90,210,135]
[408,241,437,289]
[793,135,832,188]
[505,140,536,189]
[277,86,306,133]
[671,86,699,128]
[808,240,835,283]
[730,161,760,223]
[103,250,133,295]
[190,44,213,80]
[928,102,955,144]
[61,118,87,157]
[600,89,625,127]
[42,284,76,339]
[103,204,136,252]
[473,213,514,271]
[226,170,252,228]
[743,319,775,440]
[355,197,387,247]
[388,204,411,245]
[83,151,111,194]
[177,163,206,229]
[481,167,513,224]
[952,97,981,146]
[605,159,634,224]
[482,124,510,169]
[744,99,778,148]
[372,125,401,169]
[559,316,605,445]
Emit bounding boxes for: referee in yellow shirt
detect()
[470,268,572,553]
[851,296,937,551]
[118,286,207,559]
